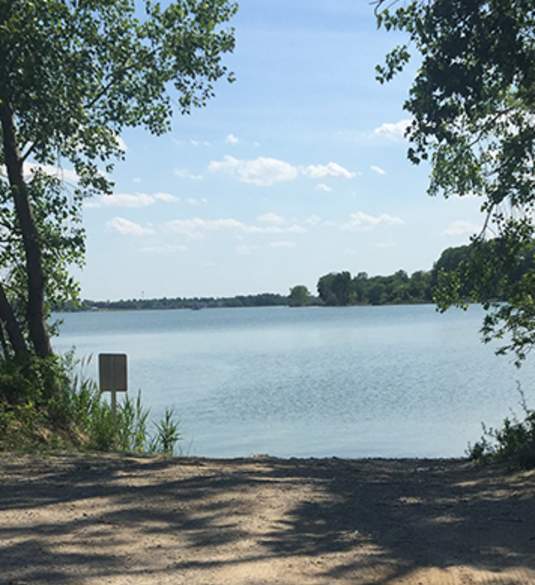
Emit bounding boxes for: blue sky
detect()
[80,0,483,300]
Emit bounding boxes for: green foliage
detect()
[468,385,535,469]
[63,292,289,312]
[288,285,311,307]
[377,0,535,363]
[0,353,181,455]
[0,0,237,360]
[151,408,181,456]
[317,268,431,306]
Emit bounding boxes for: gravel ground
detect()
[1,453,534,584]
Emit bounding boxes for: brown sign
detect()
[98,353,128,392]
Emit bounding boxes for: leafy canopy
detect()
[376,0,535,364]
[0,0,237,193]
[0,0,236,338]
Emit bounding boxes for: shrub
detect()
[0,352,182,456]
[468,384,535,469]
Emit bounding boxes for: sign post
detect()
[98,354,128,416]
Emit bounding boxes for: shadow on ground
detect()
[0,454,534,584]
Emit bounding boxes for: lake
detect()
[54,305,535,459]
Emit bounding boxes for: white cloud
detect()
[85,192,177,208]
[209,156,299,187]
[342,211,404,230]
[108,217,154,237]
[209,156,355,186]
[315,183,333,192]
[153,192,177,203]
[165,217,306,239]
[302,162,355,179]
[226,133,239,145]
[185,197,208,206]
[133,177,142,184]
[166,218,246,239]
[269,241,296,248]
[190,139,211,147]
[257,212,285,225]
[373,118,411,141]
[370,165,386,176]
[444,220,480,237]
[174,168,203,181]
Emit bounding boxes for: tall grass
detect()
[0,352,181,456]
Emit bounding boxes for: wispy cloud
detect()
[444,220,480,237]
[225,133,239,145]
[302,162,355,179]
[315,183,333,192]
[174,168,203,181]
[341,211,404,230]
[373,118,411,141]
[165,217,306,239]
[185,197,208,207]
[370,165,386,176]
[108,217,154,237]
[86,192,178,208]
[257,212,286,225]
[190,139,211,147]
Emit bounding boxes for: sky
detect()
[79,0,484,300]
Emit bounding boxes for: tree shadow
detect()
[0,454,534,584]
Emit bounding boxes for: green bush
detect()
[468,385,535,469]
[0,352,181,456]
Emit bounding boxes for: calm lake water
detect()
[54,305,535,459]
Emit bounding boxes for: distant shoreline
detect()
[56,299,439,313]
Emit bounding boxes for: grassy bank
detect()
[0,353,180,456]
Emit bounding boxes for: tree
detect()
[331,271,352,305]
[0,0,237,364]
[376,0,535,363]
[288,285,311,307]
[317,272,352,305]
[317,273,338,305]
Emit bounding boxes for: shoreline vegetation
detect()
[57,243,480,312]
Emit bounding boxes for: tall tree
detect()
[289,285,311,307]
[0,0,237,360]
[376,0,535,363]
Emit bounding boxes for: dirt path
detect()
[1,454,534,584]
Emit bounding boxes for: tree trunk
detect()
[0,322,8,359]
[0,100,52,358]
[0,281,28,358]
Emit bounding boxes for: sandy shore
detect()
[1,454,534,584]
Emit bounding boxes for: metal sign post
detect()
[98,353,128,416]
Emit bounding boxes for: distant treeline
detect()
[58,242,529,312]
[63,293,289,312]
